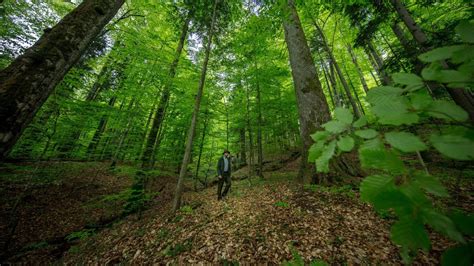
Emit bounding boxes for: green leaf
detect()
[410,89,432,110]
[322,120,347,134]
[359,147,406,174]
[308,142,324,162]
[413,172,449,197]
[373,190,413,215]
[360,138,383,150]
[426,100,469,122]
[360,175,394,202]
[430,134,474,160]
[391,218,431,252]
[418,45,465,62]
[456,20,474,43]
[422,209,465,243]
[310,131,330,142]
[337,136,354,152]
[315,140,336,173]
[400,182,432,208]
[354,129,378,139]
[372,99,419,125]
[352,115,367,128]
[385,131,427,152]
[392,73,423,86]
[433,70,471,83]
[334,107,353,125]
[449,210,474,236]
[441,242,474,266]
[366,86,403,106]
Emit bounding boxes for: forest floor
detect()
[0,156,471,264]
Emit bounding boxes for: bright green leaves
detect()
[359,146,405,174]
[419,45,466,63]
[391,218,431,252]
[426,100,468,122]
[392,73,424,91]
[334,107,353,125]
[413,172,449,197]
[310,131,330,142]
[385,131,427,152]
[430,134,474,160]
[315,140,336,173]
[352,115,367,128]
[354,129,377,139]
[322,120,347,134]
[367,86,419,126]
[337,136,354,152]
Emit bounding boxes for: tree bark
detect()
[141,14,192,168]
[347,45,369,94]
[256,72,264,178]
[282,0,332,181]
[239,127,247,166]
[0,0,125,160]
[313,21,361,118]
[391,0,474,121]
[246,83,254,177]
[172,0,218,213]
[194,111,209,189]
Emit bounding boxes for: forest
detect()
[0,0,473,264]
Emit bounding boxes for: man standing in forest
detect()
[217,150,232,200]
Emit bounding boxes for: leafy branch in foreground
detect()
[308,20,474,264]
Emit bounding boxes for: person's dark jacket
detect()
[217,156,231,176]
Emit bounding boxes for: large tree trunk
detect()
[391,0,474,121]
[194,111,209,190]
[0,0,125,160]
[282,0,332,181]
[141,14,191,169]
[172,0,218,213]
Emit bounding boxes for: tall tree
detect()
[0,0,125,160]
[172,0,219,213]
[282,0,332,181]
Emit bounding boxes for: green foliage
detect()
[307,21,474,263]
[65,229,96,242]
[274,201,289,208]
[283,246,328,266]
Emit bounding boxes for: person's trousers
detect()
[217,172,231,199]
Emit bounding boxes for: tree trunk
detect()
[239,127,247,166]
[172,0,218,213]
[347,45,369,94]
[313,21,361,118]
[366,41,392,85]
[282,0,332,181]
[391,0,474,121]
[141,14,191,168]
[246,83,254,177]
[110,99,135,169]
[194,111,209,189]
[86,95,117,157]
[0,0,125,160]
[256,74,264,178]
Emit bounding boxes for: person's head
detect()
[223,150,230,157]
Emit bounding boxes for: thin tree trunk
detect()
[239,127,247,166]
[366,41,392,85]
[347,45,369,93]
[194,111,209,189]
[141,14,191,168]
[172,0,218,213]
[0,0,125,160]
[313,21,361,118]
[246,83,254,177]
[256,72,264,178]
[110,99,135,169]
[87,95,117,157]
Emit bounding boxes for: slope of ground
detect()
[61,171,451,265]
